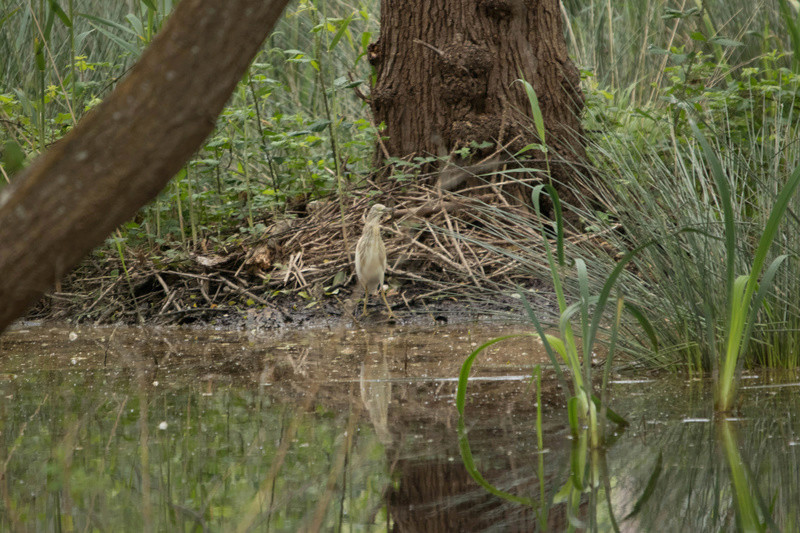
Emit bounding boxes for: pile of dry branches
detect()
[34,179,592,325]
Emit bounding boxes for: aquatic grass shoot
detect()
[456,180,661,527]
[520,80,641,443]
[717,419,773,532]
[690,118,800,412]
[460,80,653,448]
[522,184,657,446]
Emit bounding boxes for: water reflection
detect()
[0,326,799,531]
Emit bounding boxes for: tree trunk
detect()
[369,0,584,185]
[0,0,290,333]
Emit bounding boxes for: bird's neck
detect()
[362,221,380,237]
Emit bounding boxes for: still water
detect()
[1,324,799,531]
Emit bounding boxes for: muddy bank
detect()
[24,279,555,331]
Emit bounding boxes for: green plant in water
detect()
[567,52,800,371]
[455,189,657,527]
[689,118,800,412]
[459,80,654,446]
[717,420,773,532]
[522,184,658,446]
[530,81,653,445]
[455,81,663,528]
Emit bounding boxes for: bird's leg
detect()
[380,286,396,320]
[362,287,369,316]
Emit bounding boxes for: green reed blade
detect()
[567,396,580,438]
[689,117,736,313]
[739,255,790,367]
[623,301,659,354]
[517,77,546,146]
[624,451,663,520]
[457,416,535,507]
[456,334,530,416]
[577,258,597,392]
[47,0,71,27]
[531,184,567,310]
[779,0,800,72]
[518,288,571,400]
[585,238,657,359]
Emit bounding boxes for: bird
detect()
[355,203,395,318]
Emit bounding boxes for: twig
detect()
[412,38,445,57]
[441,207,479,287]
[219,275,269,305]
[81,276,123,317]
[155,272,182,315]
[0,162,10,184]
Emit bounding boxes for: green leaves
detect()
[456,334,531,416]
[2,140,26,177]
[516,78,547,146]
[47,0,72,27]
[328,12,353,51]
[76,13,140,55]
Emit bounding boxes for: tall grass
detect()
[572,63,800,373]
[1,0,379,257]
[453,22,800,416]
[690,116,800,410]
[562,0,788,105]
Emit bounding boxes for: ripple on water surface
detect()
[1,325,799,531]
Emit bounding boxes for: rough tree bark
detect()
[368,0,584,186]
[0,0,290,333]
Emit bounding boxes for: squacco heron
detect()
[355,204,395,318]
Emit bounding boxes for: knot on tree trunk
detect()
[449,114,502,151]
[439,42,492,108]
[477,0,517,20]
[439,42,493,77]
[367,40,381,66]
